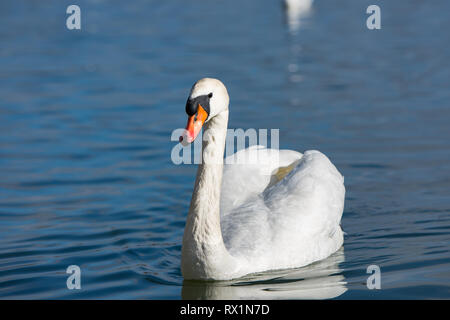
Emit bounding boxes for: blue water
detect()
[0,0,449,299]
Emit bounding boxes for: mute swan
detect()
[285,0,313,12]
[284,0,314,33]
[179,78,345,281]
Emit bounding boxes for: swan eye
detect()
[208,93,213,98]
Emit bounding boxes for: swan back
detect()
[221,150,345,274]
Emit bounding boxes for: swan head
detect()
[179,78,229,145]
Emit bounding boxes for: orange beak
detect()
[179,104,208,145]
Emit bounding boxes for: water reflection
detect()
[181,248,346,299]
[284,0,314,34]
[287,44,304,85]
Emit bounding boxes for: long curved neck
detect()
[181,110,238,280]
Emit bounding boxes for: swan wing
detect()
[220,145,302,217]
[263,150,345,243]
[222,150,345,271]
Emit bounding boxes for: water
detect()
[0,0,449,299]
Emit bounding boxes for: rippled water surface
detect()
[1,0,449,299]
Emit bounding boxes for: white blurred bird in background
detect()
[284,0,314,33]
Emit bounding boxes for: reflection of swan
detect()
[181,248,347,299]
[179,78,345,281]
[284,0,314,33]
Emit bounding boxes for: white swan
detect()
[179,78,345,280]
[285,0,314,13]
[284,0,314,33]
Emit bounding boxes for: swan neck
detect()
[181,111,236,279]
